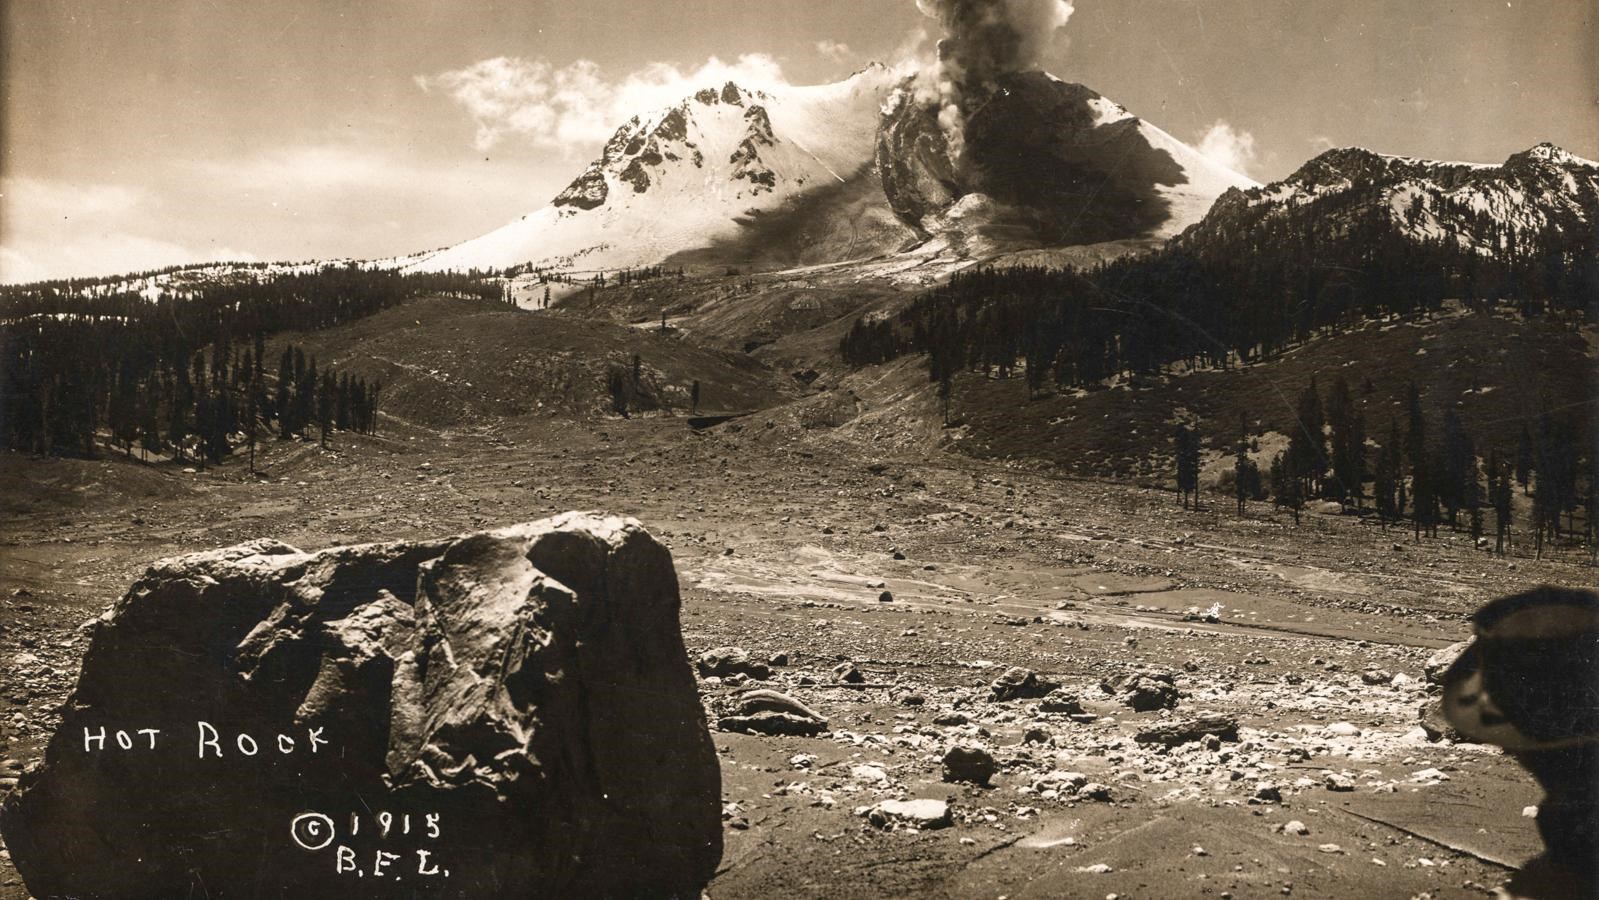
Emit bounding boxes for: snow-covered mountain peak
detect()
[401,65,903,275]
[397,65,1255,276]
[1506,141,1598,171]
[1523,142,1596,165]
[548,80,785,215]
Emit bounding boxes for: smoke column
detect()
[914,0,1075,162]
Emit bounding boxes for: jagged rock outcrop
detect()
[552,163,610,210]
[1180,142,1599,259]
[0,513,722,899]
[729,106,779,193]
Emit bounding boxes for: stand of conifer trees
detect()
[0,264,474,462]
[837,212,1594,554]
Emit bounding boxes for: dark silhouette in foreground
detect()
[1444,586,1599,898]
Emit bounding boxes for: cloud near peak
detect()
[816,40,853,63]
[417,53,791,153]
[1195,120,1259,177]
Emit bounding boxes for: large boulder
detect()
[0,513,722,898]
[1424,640,1471,685]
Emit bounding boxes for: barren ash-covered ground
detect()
[1,294,1589,897]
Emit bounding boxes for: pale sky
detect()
[3,0,1595,283]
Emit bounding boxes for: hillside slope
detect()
[943,309,1593,480]
[268,295,794,428]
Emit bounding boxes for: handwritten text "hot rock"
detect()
[82,722,329,757]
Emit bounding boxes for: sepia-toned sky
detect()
[3,0,1595,283]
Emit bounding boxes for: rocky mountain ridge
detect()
[1183,141,1599,257]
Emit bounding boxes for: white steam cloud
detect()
[1196,120,1258,176]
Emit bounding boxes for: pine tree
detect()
[276,348,293,437]
[1174,423,1200,509]
[1325,375,1365,509]
[246,370,260,474]
[1233,415,1253,516]
[1270,451,1303,525]
[169,364,192,461]
[138,381,163,461]
[1405,384,1438,538]
[1440,409,1475,527]
[296,357,318,439]
[335,373,352,431]
[1374,424,1402,529]
[1288,378,1326,497]
[607,368,629,419]
[1489,450,1513,555]
[1532,413,1578,557]
[1515,423,1534,495]
[193,390,212,469]
[317,370,334,448]
[367,381,381,434]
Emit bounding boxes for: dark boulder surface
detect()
[0,513,722,899]
[698,646,771,681]
[1134,713,1240,748]
[942,745,998,787]
[989,666,1059,702]
[717,690,828,737]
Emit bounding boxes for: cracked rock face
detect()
[0,513,722,899]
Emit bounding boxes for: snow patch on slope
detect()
[1137,120,1259,238]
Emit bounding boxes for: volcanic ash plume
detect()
[914,0,1075,162]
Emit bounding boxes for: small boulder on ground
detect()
[698,646,771,680]
[1106,672,1181,711]
[1324,772,1357,792]
[1134,713,1239,747]
[717,689,829,737]
[990,666,1059,702]
[1039,690,1085,715]
[833,661,866,683]
[943,745,998,786]
[867,799,951,830]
